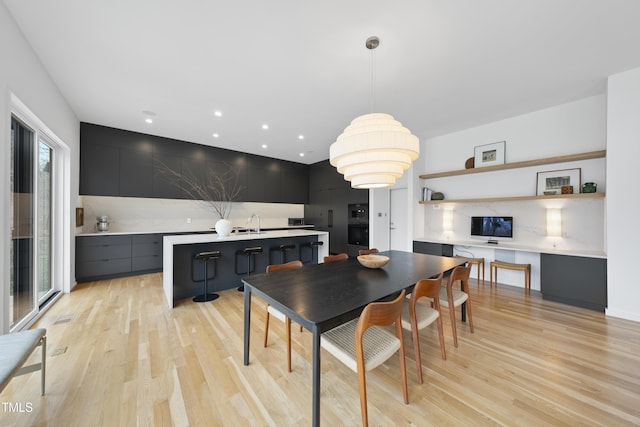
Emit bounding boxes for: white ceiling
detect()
[5,0,640,164]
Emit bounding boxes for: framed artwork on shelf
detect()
[536,168,581,196]
[474,141,505,168]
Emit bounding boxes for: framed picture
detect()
[474,141,505,168]
[536,168,581,196]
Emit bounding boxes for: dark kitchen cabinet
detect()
[152,153,182,199]
[413,241,454,257]
[76,233,166,282]
[120,145,153,197]
[247,154,281,202]
[79,141,119,196]
[281,161,309,204]
[131,234,163,271]
[80,122,307,203]
[76,235,132,281]
[540,253,607,311]
[305,160,368,254]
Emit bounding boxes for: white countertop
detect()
[165,229,327,246]
[77,225,314,237]
[414,237,607,259]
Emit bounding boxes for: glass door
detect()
[10,116,37,329]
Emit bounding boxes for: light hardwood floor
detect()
[2,273,639,426]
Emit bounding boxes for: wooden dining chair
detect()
[321,290,408,427]
[323,253,349,263]
[401,272,446,384]
[263,260,303,372]
[358,248,379,256]
[438,265,474,347]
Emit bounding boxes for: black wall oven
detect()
[347,203,369,247]
[348,224,369,247]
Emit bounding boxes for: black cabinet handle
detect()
[328,209,333,228]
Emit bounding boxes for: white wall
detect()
[414,95,607,287]
[606,67,640,322]
[1,3,79,332]
[417,95,606,249]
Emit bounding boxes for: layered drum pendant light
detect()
[330,36,419,189]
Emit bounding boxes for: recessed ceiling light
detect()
[212,133,219,138]
[145,118,153,124]
[214,111,222,117]
[299,153,305,157]
[261,144,268,149]
[262,124,269,130]
[298,135,304,140]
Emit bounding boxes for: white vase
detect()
[215,218,232,237]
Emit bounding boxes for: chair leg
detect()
[436,315,447,360]
[263,307,271,347]
[286,317,292,373]
[462,281,475,334]
[449,304,458,348]
[356,356,368,427]
[466,300,475,334]
[396,322,409,405]
[41,336,46,396]
[411,319,423,384]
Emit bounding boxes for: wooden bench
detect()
[0,328,47,395]
[466,257,485,285]
[489,260,531,291]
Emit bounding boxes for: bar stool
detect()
[192,250,221,302]
[235,246,263,291]
[299,240,323,264]
[270,243,296,264]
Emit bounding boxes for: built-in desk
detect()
[414,238,607,311]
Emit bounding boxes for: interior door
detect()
[390,188,409,251]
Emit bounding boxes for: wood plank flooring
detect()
[2,273,639,426]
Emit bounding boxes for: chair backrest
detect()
[323,253,349,263]
[358,248,379,256]
[446,265,471,293]
[266,260,303,273]
[357,290,406,333]
[410,273,443,311]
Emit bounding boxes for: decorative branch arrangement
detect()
[155,160,243,219]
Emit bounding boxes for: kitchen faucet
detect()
[248,214,261,234]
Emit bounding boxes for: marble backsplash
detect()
[79,196,305,234]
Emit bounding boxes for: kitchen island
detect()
[163,229,329,307]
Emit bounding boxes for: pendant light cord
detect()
[369,47,376,113]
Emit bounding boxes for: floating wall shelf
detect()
[418,192,605,205]
[418,150,606,180]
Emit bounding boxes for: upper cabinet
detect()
[79,123,308,204]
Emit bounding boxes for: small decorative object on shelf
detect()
[421,187,432,201]
[543,191,556,196]
[536,168,581,196]
[431,192,445,200]
[464,157,475,169]
[561,185,574,194]
[582,182,597,193]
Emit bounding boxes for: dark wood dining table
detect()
[242,250,467,427]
